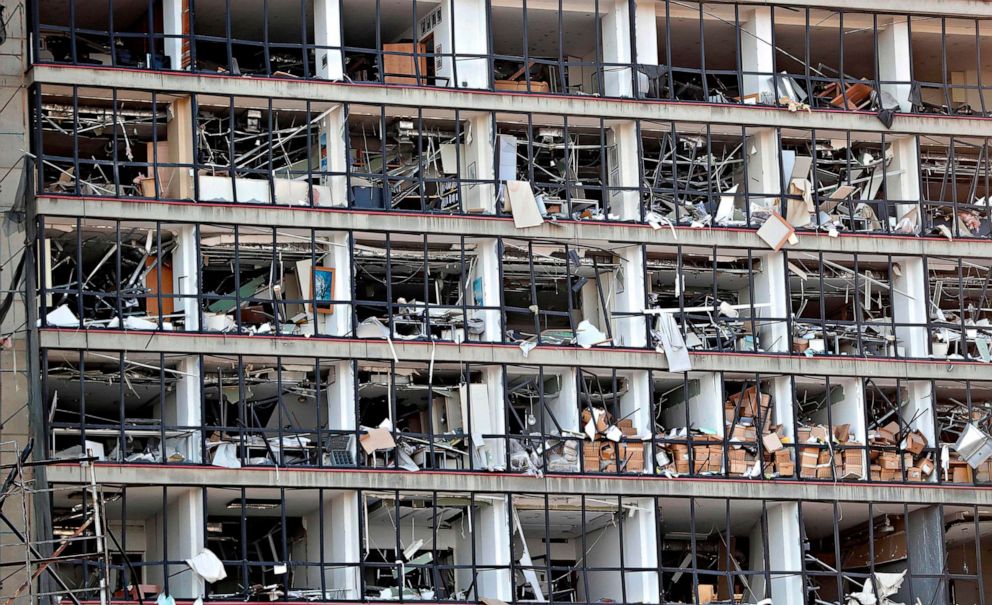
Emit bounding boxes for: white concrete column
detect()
[752,252,789,354]
[741,8,775,102]
[145,488,203,597]
[768,377,794,438]
[472,496,513,599]
[162,0,188,70]
[661,374,723,437]
[436,0,489,89]
[601,0,659,97]
[581,498,659,602]
[314,0,344,80]
[878,17,913,112]
[888,136,928,358]
[172,225,198,331]
[327,360,355,434]
[483,366,507,469]
[474,239,502,342]
[614,245,646,348]
[318,232,352,337]
[318,105,348,207]
[607,121,641,221]
[746,128,780,216]
[747,502,803,604]
[549,369,579,434]
[303,491,361,598]
[811,377,866,476]
[462,112,496,214]
[172,356,202,463]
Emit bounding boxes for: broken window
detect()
[921,135,992,238]
[644,244,787,355]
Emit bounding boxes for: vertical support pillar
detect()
[889,136,927,359]
[436,0,489,89]
[172,225,198,331]
[146,488,204,598]
[549,368,579,434]
[314,0,344,80]
[602,0,658,98]
[581,497,658,602]
[748,502,803,603]
[162,0,188,70]
[320,232,352,337]
[901,506,947,605]
[461,112,495,214]
[173,356,201,462]
[474,239,502,342]
[327,359,355,436]
[318,104,348,207]
[166,96,194,201]
[304,491,361,598]
[483,365,507,469]
[741,8,775,102]
[878,17,913,112]
[473,496,513,599]
[608,121,641,221]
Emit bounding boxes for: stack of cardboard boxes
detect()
[796,424,865,480]
[867,421,932,482]
[580,408,644,473]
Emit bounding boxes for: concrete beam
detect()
[35,196,992,258]
[704,0,992,18]
[29,65,992,138]
[39,329,992,381]
[45,463,992,505]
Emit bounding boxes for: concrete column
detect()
[581,498,658,602]
[318,105,348,207]
[878,17,913,112]
[888,135,921,232]
[607,121,641,221]
[549,369,579,434]
[319,232,352,337]
[162,0,188,70]
[170,356,202,463]
[769,377,794,438]
[172,225,198,331]
[893,257,928,358]
[327,360,355,434]
[600,0,659,98]
[483,366,507,470]
[614,245,646,348]
[741,8,775,102]
[752,251,789,354]
[436,0,489,89]
[166,96,194,200]
[747,502,803,604]
[811,377,866,476]
[461,112,496,214]
[145,487,203,597]
[474,239,502,342]
[661,374,723,437]
[470,496,513,599]
[304,491,361,598]
[900,506,947,605]
[746,128,780,216]
[314,0,344,80]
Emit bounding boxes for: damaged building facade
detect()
[7,0,992,604]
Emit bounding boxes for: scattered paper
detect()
[186,548,228,583]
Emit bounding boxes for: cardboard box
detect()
[816,464,834,478]
[776,461,795,476]
[843,448,864,466]
[727,448,748,461]
[839,463,863,479]
[762,431,784,452]
[870,464,882,481]
[833,423,851,443]
[904,431,927,456]
[919,457,935,477]
[952,463,973,484]
[876,421,900,444]
[730,424,757,442]
[810,425,830,443]
[695,584,715,605]
[774,449,793,464]
[906,467,922,481]
[879,453,900,470]
[880,468,898,481]
[729,459,750,475]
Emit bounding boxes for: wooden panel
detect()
[382,43,427,85]
[145,257,174,317]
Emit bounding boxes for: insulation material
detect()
[654,312,691,373]
[845,571,906,605]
